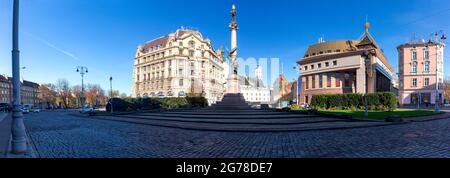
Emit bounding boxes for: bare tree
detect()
[56,79,71,108]
[85,84,106,108]
[443,77,450,102]
[107,89,120,98]
[38,83,58,109]
[71,85,82,108]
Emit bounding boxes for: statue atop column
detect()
[229,4,238,75]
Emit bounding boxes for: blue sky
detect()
[1,0,450,95]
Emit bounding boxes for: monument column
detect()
[227,4,240,94]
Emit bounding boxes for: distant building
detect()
[132,28,227,104]
[272,74,296,108]
[398,38,446,106]
[296,20,395,104]
[0,74,40,106]
[238,65,271,105]
[0,75,12,104]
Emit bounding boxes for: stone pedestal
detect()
[227,74,240,94]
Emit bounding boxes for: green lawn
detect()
[319,109,441,120]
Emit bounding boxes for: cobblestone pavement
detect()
[23,112,450,158]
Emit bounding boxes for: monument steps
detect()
[93,115,388,132]
[132,112,317,119]
[115,114,340,124]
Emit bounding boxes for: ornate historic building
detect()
[398,38,445,106]
[131,28,227,104]
[297,21,395,104]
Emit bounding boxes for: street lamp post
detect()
[362,51,372,118]
[293,65,301,105]
[109,76,113,114]
[11,0,27,154]
[433,31,447,113]
[76,66,88,112]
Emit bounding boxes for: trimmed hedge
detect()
[107,96,208,112]
[311,92,397,111]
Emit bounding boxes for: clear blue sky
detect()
[1,0,450,95]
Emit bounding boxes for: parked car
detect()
[79,106,94,113]
[0,103,12,112]
[33,109,41,113]
[22,107,29,114]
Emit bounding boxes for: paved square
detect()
[23,112,450,158]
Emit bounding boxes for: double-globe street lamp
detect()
[76,66,88,112]
[430,31,447,113]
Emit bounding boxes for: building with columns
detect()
[398,38,445,106]
[297,21,395,104]
[131,28,227,104]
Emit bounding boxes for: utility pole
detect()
[11,0,27,154]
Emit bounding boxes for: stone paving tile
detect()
[23,112,450,158]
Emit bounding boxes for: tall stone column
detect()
[227,4,240,94]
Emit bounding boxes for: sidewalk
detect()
[0,113,11,157]
[0,113,37,158]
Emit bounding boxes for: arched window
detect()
[412,62,418,73]
[424,61,430,73]
[188,41,195,48]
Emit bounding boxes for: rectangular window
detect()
[333,61,337,66]
[305,76,309,89]
[327,73,331,88]
[319,74,323,88]
[312,75,316,89]
[412,50,417,60]
[412,78,417,87]
[325,62,329,67]
[344,73,350,87]
[424,50,429,60]
[318,63,322,68]
[424,78,429,86]
[179,79,183,86]
[311,65,314,70]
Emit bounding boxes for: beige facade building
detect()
[398,39,445,106]
[132,28,227,104]
[297,21,395,104]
